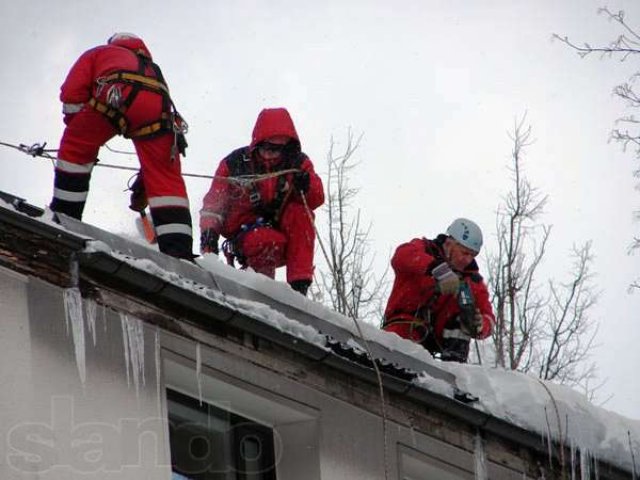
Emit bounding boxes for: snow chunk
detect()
[414,371,455,398]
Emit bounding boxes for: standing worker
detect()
[50,33,194,260]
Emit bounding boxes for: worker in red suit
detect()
[382,218,495,362]
[199,108,324,296]
[50,33,194,260]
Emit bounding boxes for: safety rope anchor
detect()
[20,142,48,158]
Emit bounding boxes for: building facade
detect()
[0,192,635,480]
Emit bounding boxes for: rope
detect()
[104,143,136,155]
[0,141,58,159]
[628,431,638,480]
[300,191,390,480]
[536,377,567,479]
[0,139,299,184]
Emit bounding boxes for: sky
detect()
[1,1,640,420]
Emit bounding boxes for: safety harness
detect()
[220,216,271,267]
[383,295,440,346]
[227,147,305,223]
[89,53,187,152]
[220,147,306,267]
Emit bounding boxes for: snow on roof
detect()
[89,240,640,472]
[440,363,639,470]
[85,240,330,349]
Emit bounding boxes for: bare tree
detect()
[485,117,549,371]
[482,116,600,396]
[310,131,389,324]
[537,242,599,387]
[554,7,640,288]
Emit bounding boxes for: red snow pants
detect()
[52,108,193,259]
[236,202,315,282]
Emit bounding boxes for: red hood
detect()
[108,33,152,60]
[250,108,300,150]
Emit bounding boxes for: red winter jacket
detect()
[200,108,324,238]
[384,235,494,343]
[59,36,164,129]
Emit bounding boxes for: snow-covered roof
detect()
[0,193,638,475]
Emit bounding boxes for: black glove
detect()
[460,311,484,338]
[63,113,76,126]
[128,172,148,212]
[200,229,219,255]
[293,170,310,193]
[431,261,460,295]
[176,133,188,156]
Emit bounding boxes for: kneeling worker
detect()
[382,218,494,362]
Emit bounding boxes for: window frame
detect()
[167,387,277,480]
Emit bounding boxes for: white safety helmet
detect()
[446,218,483,253]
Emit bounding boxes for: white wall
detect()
[0,266,532,479]
[0,271,170,480]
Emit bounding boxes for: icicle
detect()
[120,314,131,386]
[119,313,146,396]
[546,428,553,471]
[85,299,97,346]
[63,287,86,385]
[543,406,553,471]
[474,432,488,480]
[196,342,203,405]
[408,418,418,448]
[580,449,591,480]
[155,327,162,417]
[64,302,70,336]
[128,316,145,395]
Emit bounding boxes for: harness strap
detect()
[226,149,306,225]
[128,113,174,138]
[221,217,273,267]
[88,98,128,134]
[88,98,174,139]
[382,315,421,329]
[99,71,170,95]
[89,55,181,141]
[117,56,146,114]
[269,174,291,223]
[383,315,430,344]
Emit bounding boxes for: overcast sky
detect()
[2,0,640,420]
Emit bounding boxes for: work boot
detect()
[157,234,196,262]
[289,279,311,296]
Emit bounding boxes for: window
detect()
[399,443,474,480]
[398,441,534,480]
[168,389,276,480]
